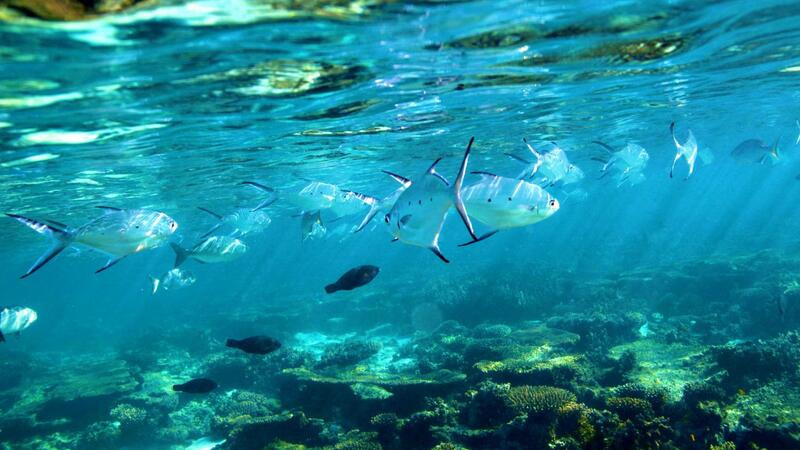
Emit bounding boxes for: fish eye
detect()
[549,199,557,207]
[384,214,390,224]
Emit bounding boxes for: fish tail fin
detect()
[0,330,5,343]
[458,230,499,247]
[324,283,338,294]
[6,213,73,278]
[453,137,477,241]
[225,339,238,348]
[170,242,189,268]
[149,275,160,294]
[241,181,277,211]
[430,246,450,263]
[354,202,381,233]
[771,136,781,160]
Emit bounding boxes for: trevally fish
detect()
[6,207,178,278]
[459,172,560,245]
[197,207,272,238]
[284,180,376,218]
[383,137,477,263]
[150,267,196,294]
[593,141,650,187]
[730,138,780,165]
[507,140,584,186]
[352,172,412,233]
[300,210,326,241]
[669,121,699,179]
[0,306,38,342]
[170,236,247,267]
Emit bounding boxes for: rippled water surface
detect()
[2,1,800,449]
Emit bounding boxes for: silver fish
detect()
[593,141,649,187]
[383,137,477,263]
[170,236,247,267]
[730,138,779,165]
[6,207,178,278]
[289,181,376,218]
[150,267,196,294]
[459,172,560,245]
[197,207,272,238]
[507,140,584,186]
[0,306,38,342]
[669,122,699,179]
[300,210,326,241]
[352,172,412,233]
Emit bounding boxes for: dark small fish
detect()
[172,378,217,394]
[325,265,380,294]
[226,336,282,355]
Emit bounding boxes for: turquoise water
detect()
[2,1,800,449]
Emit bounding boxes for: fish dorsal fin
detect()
[471,171,500,180]
[343,190,378,206]
[96,206,122,212]
[425,158,450,186]
[592,141,615,153]
[382,171,412,188]
[197,207,223,220]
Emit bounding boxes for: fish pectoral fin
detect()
[197,207,223,220]
[96,205,122,212]
[458,230,499,247]
[399,215,413,227]
[430,246,450,263]
[96,256,125,274]
[200,223,222,239]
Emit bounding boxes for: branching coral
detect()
[506,385,577,418]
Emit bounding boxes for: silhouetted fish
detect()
[172,378,217,394]
[226,336,282,355]
[325,265,380,294]
[730,138,779,165]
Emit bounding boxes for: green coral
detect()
[214,390,279,429]
[506,385,577,418]
[606,396,653,420]
[612,382,668,410]
[109,403,147,428]
[556,402,596,445]
[317,340,382,368]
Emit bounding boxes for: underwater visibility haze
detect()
[2,0,800,448]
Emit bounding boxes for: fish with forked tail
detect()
[382,137,478,262]
[0,306,38,343]
[150,267,196,294]
[6,207,178,278]
[325,265,380,293]
[669,122,699,179]
[170,236,247,267]
[226,336,282,355]
[458,172,560,245]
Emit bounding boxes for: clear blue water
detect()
[2,1,800,448]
